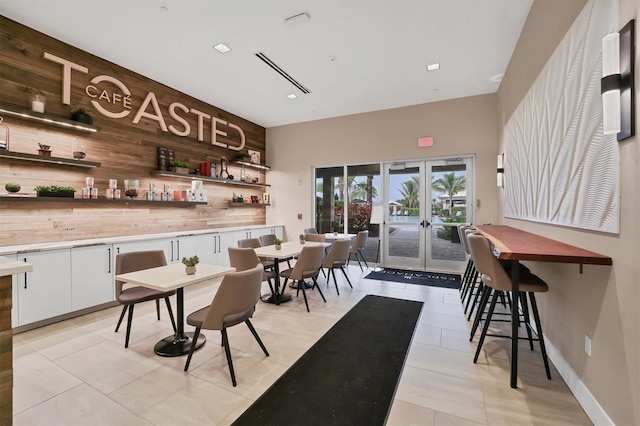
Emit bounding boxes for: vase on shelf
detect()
[124,179,139,199]
[30,93,46,114]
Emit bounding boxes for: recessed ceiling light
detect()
[491,73,504,83]
[160,6,168,12]
[426,63,440,71]
[286,94,298,99]
[213,43,231,54]
[284,12,310,26]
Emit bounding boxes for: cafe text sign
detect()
[43,52,245,151]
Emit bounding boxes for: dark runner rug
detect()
[232,295,423,426]
[365,268,461,289]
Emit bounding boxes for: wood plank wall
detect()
[0,17,269,246]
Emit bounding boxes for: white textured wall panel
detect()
[504,0,619,233]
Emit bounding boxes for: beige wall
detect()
[267,94,500,241]
[267,0,639,423]
[497,0,638,424]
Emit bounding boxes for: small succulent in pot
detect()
[38,143,52,156]
[299,234,305,244]
[273,238,283,250]
[70,106,93,124]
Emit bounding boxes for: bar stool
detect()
[467,233,551,380]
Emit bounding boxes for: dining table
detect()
[323,232,356,241]
[254,240,329,305]
[476,225,612,388]
[115,263,235,357]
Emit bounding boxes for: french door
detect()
[382,157,472,273]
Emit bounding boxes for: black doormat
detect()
[232,295,423,426]
[365,268,461,289]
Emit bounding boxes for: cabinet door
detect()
[114,238,172,265]
[170,236,198,264]
[196,234,218,265]
[217,230,246,267]
[16,249,72,326]
[71,245,114,311]
[11,254,18,326]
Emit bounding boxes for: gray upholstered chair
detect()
[347,230,369,271]
[467,233,551,380]
[259,234,292,268]
[228,246,276,297]
[304,227,318,234]
[114,250,176,348]
[304,233,325,243]
[280,244,326,312]
[321,239,352,294]
[238,237,274,270]
[183,264,268,386]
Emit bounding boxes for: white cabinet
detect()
[10,254,18,326]
[16,249,71,326]
[169,236,198,264]
[196,233,220,265]
[71,245,114,311]
[113,238,172,265]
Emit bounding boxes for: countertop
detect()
[0,224,283,255]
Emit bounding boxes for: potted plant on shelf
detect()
[70,106,93,125]
[34,184,76,198]
[182,255,199,275]
[37,143,52,156]
[299,234,305,244]
[234,151,251,162]
[274,238,282,250]
[170,159,190,174]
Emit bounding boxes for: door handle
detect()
[107,248,111,273]
[420,220,431,228]
[23,257,28,289]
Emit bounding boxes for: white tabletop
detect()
[254,241,328,259]
[323,233,356,240]
[0,256,32,276]
[115,263,235,292]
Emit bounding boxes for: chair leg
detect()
[155,299,161,320]
[519,293,535,350]
[358,251,369,268]
[183,327,201,372]
[124,304,135,348]
[529,292,552,380]
[340,267,353,288]
[245,320,269,357]
[330,269,340,295]
[474,290,499,363]
[470,286,492,341]
[164,297,177,333]
[312,277,326,302]
[299,280,310,312]
[115,305,128,332]
[221,328,237,386]
[467,281,484,321]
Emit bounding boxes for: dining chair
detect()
[228,246,276,296]
[303,233,325,243]
[304,227,318,234]
[183,264,268,386]
[466,233,551,380]
[347,230,369,271]
[114,250,177,348]
[238,237,274,270]
[281,244,326,312]
[321,239,352,295]
[259,234,292,268]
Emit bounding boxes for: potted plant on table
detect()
[34,185,76,198]
[170,159,190,175]
[182,255,199,275]
[299,234,305,244]
[274,238,282,250]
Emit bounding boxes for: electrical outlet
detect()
[585,335,592,357]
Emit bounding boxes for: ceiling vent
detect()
[255,51,311,94]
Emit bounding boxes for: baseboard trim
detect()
[543,336,613,425]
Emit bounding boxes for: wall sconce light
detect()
[497,153,504,188]
[601,19,635,141]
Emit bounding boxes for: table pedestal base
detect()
[261,293,293,304]
[154,332,205,357]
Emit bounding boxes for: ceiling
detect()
[0,0,534,128]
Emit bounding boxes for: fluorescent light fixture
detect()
[286,94,297,99]
[426,63,440,71]
[213,43,231,54]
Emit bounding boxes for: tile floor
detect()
[12,266,592,425]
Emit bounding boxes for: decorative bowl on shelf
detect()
[124,179,139,199]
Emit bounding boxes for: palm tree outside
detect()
[431,172,466,216]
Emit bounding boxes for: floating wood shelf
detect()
[0,102,100,133]
[0,150,101,168]
[151,170,270,188]
[227,202,270,207]
[0,195,206,207]
[232,160,271,170]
